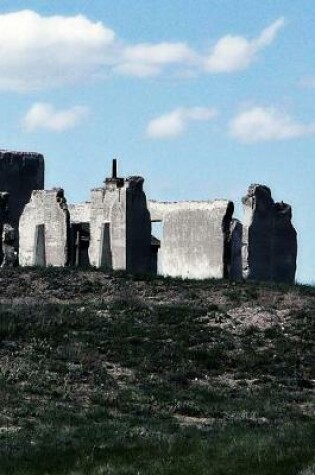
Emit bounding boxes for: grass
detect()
[0,269,314,474]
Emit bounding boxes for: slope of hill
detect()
[0,268,314,474]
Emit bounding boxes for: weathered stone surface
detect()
[0,151,44,243]
[1,224,18,267]
[242,184,297,283]
[148,200,225,222]
[19,191,45,266]
[0,192,10,264]
[19,189,69,267]
[273,202,297,283]
[0,192,9,219]
[89,175,151,272]
[68,202,91,223]
[242,185,274,281]
[158,200,234,279]
[125,177,152,273]
[89,187,118,269]
[44,189,69,267]
[229,219,243,281]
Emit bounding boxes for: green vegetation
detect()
[0,269,314,474]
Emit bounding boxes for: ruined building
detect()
[0,150,297,283]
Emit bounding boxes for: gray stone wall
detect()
[272,202,297,283]
[242,184,297,283]
[159,201,234,279]
[44,190,69,267]
[19,189,69,267]
[10,149,298,283]
[68,202,91,223]
[19,191,45,266]
[148,200,221,222]
[89,187,116,268]
[89,176,152,272]
[0,151,44,241]
[126,177,152,273]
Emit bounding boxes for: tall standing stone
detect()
[242,184,297,283]
[0,150,44,262]
[19,189,70,267]
[273,202,297,283]
[0,150,44,232]
[88,163,152,272]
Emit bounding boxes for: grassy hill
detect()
[0,268,314,474]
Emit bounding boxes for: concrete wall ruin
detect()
[242,185,297,283]
[68,202,91,224]
[153,201,235,279]
[2,149,297,283]
[19,191,45,266]
[0,150,44,238]
[19,189,69,267]
[89,174,151,272]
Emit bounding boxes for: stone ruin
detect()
[0,150,297,282]
[242,185,297,283]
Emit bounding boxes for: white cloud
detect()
[23,103,89,132]
[229,106,315,143]
[115,42,197,77]
[0,10,115,91]
[147,107,217,139]
[205,18,285,73]
[114,62,160,78]
[253,17,286,48]
[0,11,286,91]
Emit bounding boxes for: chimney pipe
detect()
[112,159,117,179]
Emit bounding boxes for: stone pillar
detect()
[229,219,243,280]
[19,191,45,266]
[242,185,274,281]
[89,187,115,268]
[0,151,44,245]
[242,184,297,283]
[272,202,297,283]
[125,176,152,273]
[19,189,69,267]
[89,172,152,272]
[44,189,70,267]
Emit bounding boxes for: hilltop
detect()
[0,269,314,474]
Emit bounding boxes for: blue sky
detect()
[0,0,314,283]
